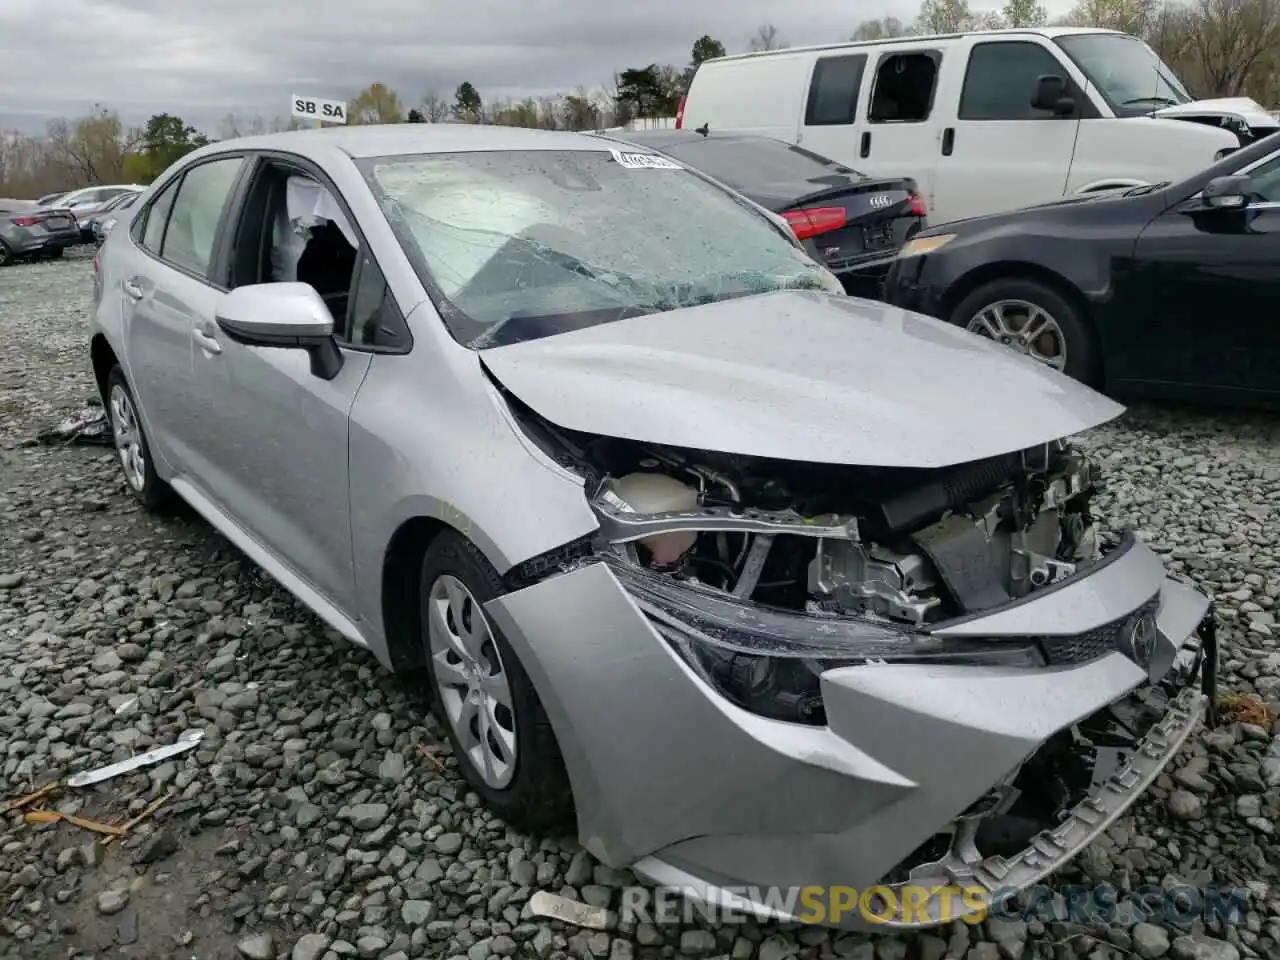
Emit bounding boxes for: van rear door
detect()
[929,36,1082,224]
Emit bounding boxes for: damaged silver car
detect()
[88,125,1218,930]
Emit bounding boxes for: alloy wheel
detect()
[966,298,1067,371]
[427,574,518,789]
[108,384,147,493]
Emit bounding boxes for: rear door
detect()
[120,155,247,472]
[930,37,1083,224]
[856,46,947,215]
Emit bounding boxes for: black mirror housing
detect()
[1031,74,1067,111]
[1202,174,1251,210]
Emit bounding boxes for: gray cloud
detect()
[0,0,1076,133]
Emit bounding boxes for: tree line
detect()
[3,0,1278,199]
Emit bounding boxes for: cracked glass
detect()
[357,149,844,348]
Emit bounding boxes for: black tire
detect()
[104,366,173,512]
[44,248,64,260]
[949,277,1101,387]
[419,531,573,829]
[0,241,12,267]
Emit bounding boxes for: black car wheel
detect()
[950,278,1101,386]
[419,531,573,830]
[0,241,12,267]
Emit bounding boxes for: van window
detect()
[869,52,940,123]
[960,41,1070,120]
[805,55,867,126]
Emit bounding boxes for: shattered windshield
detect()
[1055,34,1192,115]
[358,149,844,348]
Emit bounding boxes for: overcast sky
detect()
[0,0,1077,134]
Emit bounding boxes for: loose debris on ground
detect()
[3,250,1280,959]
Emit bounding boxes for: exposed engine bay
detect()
[553,425,1105,628]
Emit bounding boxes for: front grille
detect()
[1038,595,1160,666]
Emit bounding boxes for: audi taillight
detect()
[10,215,43,227]
[782,206,847,240]
[675,96,687,129]
[908,191,927,217]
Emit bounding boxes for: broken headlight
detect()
[610,560,1043,726]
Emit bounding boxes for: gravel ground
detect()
[2,252,1280,960]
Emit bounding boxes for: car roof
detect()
[700,26,1128,64]
[204,123,619,160]
[604,129,772,148]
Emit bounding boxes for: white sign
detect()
[609,149,681,170]
[291,94,347,123]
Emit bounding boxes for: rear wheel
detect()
[950,277,1100,386]
[420,531,573,829]
[105,366,172,512]
[0,241,12,267]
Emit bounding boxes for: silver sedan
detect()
[87,125,1216,930]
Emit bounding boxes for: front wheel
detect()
[949,277,1100,386]
[420,531,573,829]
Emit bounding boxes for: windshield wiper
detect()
[1122,96,1180,107]
[1122,180,1171,197]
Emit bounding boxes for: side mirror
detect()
[215,282,344,380]
[1201,174,1251,210]
[1031,74,1075,116]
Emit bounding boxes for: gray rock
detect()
[402,900,436,925]
[345,803,389,830]
[434,832,464,855]
[292,933,332,960]
[1168,790,1205,820]
[295,803,323,828]
[96,889,129,915]
[681,930,718,955]
[1170,935,1240,960]
[1133,923,1171,959]
[379,750,407,783]
[237,933,276,960]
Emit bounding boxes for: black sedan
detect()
[883,132,1280,408]
[600,129,926,296]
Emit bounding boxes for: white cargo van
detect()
[678,27,1279,225]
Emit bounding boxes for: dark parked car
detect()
[86,190,140,243]
[600,129,925,296]
[0,204,81,266]
[882,131,1280,408]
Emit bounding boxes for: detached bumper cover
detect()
[485,535,1214,931]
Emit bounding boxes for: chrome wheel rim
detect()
[427,574,517,789]
[108,384,147,493]
[967,299,1067,371]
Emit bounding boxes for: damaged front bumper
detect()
[484,533,1216,931]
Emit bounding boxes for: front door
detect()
[185,157,378,614]
[930,39,1082,225]
[1126,152,1280,396]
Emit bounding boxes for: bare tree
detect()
[1188,0,1280,96]
[1061,0,1157,32]
[419,91,451,122]
[748,23,786,51]
[45,106,137,184]
[917,0,977,31]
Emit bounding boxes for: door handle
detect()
[860,131,872,159]
[122,279,144,301]
[192,328,222,355]
[942,127,955,156]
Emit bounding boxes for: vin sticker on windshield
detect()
[610,149,682,170]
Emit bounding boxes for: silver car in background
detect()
[87,126,1217,930]
[0,199,81,265]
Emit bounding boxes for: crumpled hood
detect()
[479,291,1124,469]
[1153,96,1276,130]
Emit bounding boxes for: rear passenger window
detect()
[868,51,940,123]
[160,157,245,277]
[139,179,180,252]
[960,42,1069,120]
[805,55,867,126]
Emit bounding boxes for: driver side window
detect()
[225,158,410,351]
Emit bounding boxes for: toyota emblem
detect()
[868,194,893,209]
[1127,613,1158,667]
